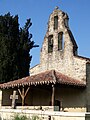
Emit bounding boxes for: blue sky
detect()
[0,0,90,67]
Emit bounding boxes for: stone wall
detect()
[0,109,85,120]
[86,63,90,112]
[55,87,86,112]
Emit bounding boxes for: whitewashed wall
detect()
[0,109,86,120]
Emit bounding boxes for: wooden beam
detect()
[18,87,30,106]
[51,84,55,106]
[24,87,30,98]
[0,90,2,107]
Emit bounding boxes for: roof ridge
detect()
[75,55,90,61]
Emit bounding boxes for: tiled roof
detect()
[55,71,86,86]
[0,70,86,89]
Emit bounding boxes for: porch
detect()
[0,70,86,112]
[0,108,86,120]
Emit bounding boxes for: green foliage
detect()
[0,12,37,83]
[13,114,41,120]
[31,115,41,120]
[0,13,19,82]
[18,19,34,78]
[13,114,29,120]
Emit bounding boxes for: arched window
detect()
[48,35,53,53]
[58,32,63,50]
[54,16,58,30]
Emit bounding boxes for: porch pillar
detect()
[51,84,55,106]
[18,87,30,106]
[0,90,2,107]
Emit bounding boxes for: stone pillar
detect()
[0,90,2,107]
[85,63,90,120]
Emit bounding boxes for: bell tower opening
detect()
[48,35,53,53]
[54,16,58,30]
[58,32,64,50]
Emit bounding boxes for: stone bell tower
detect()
[30,7,86,82]
[40,7,78,73]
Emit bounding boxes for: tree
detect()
[18,19,34,78]
[0,13,37,83]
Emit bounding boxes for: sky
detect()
[0,0,90,68]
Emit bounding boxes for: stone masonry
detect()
[30,7,89,84]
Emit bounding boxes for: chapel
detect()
[30,7,90,112]
[0,7,90,113]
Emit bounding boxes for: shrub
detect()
[31,115,40,120]
[13,114,29,120]
[13,114,42,120]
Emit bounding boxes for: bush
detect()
[13,114,29,120]
[31,115,40,120]
[13,114,41,120]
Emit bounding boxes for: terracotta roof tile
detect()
[0,70,86,89]
[55,71,86,86]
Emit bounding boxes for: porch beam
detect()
[0,90,2,107]
[18,87,30,106]
[18,88,24,106]
[51,84,55,106]
[24,87,30,98]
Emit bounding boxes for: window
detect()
[54,16,58,30]
[48,35,53,53]
[58,32,63,50]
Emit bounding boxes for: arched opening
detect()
[58,32,64,50]
[54,16,58,30]
[48,35,53,53]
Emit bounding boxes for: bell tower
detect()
[40,7,78,67]
[30,7,84,81]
